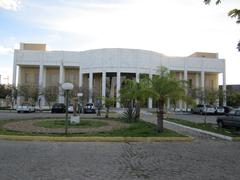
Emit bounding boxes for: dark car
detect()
[83,103,96,114]
[51,103,66,113]
[223,106,233,114]
[216,109,240,129]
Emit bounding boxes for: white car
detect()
[203,105,216,114]
[17,103,35,113]
[192,104,216,115]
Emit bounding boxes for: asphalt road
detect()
[0,140,239,180]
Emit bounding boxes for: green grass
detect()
[166,118,240,137]
[34,119,108,128]
[0,118,185,137]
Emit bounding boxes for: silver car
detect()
[17,103,35,113]
[217,109,240,128]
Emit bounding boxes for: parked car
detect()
[216,109,240,129]
[68,104,74,113]
[17,103,35,113]
[68,104,83,113]
[215,106,225,115]
[192,104,215,115]
[83,103,96,114]
[51,103,66,113]
[223,106,233,114]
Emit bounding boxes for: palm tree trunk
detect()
[135,101,140,121]
[157,99,164,132]
[105,107,109,118]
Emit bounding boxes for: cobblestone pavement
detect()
[0,140,240,180]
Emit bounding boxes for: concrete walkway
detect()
[140,112,223,140]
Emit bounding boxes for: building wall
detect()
[65,68,79,87]
[205,73,218,90]
[45,67,59,87]
[13,46,226,108]
[20,66,39,85]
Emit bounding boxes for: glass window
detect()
[235,110,240,116]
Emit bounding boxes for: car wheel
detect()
[218,121,224,128]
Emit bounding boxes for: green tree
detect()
[43,86,59,108]
[18,84,39,104]
[101,96,116,118]
[145,67,187,132]
[204,0,240,50]
[204,88,219,105]
[0,84,12,99]
[120,79,148,122]
[226,91,240,107]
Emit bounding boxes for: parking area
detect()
[0,110,222,124]
[168,112,221,124]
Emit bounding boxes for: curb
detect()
[165,120,233,141]
[0,135,193,142]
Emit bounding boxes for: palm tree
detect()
[120,79,148,122]
[144,67,187,132]
[101,96,116,118]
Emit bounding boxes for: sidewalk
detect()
[141,112,224,140]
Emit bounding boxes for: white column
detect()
[12,59,17,87]
[201,71,205,104]
[102,71,106,97]
[17,66,21,105]
[12,59,17,106]
[79,66,83,88]
[183,70,188,111]
[58,63,64,103]
[38,64,45,107]
[223,71,227,106]
[179,72,183,111]
[116,71,121,108]
[101,71,106,106]
[89,72,93,103]
[195,72,200,104]
[148,73,153,109]
[136,72,140,83]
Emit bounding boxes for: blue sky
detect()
[0,0,240,84]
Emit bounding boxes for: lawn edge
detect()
[165,120,233,141]
[0,135,193,142]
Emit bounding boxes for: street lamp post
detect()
[62,83,74,135]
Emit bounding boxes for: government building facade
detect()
[12,43,226,109]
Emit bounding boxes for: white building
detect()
[12,43,226,109]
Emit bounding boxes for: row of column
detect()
[14,63,226,108]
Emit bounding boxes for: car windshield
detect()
[206,105,213,108]
[86,103,93,106]
[22,103,30,106]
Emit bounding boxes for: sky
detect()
[0,0,240,85]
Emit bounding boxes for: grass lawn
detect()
[166,118,240,137]
[34,119,108,128]
[0,118,185,137]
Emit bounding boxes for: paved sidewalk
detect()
[1,140,240,180]
[141,113,220,140]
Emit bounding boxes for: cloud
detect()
[0,0,21,11]
[0,45,13,54]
